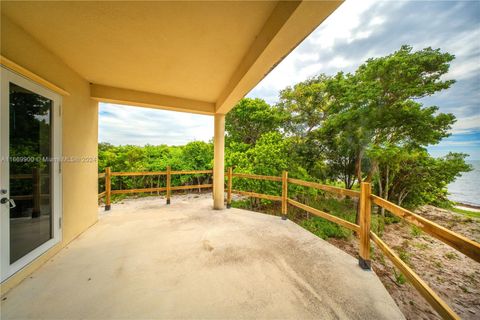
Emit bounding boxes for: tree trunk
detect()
[354,148,364,225]
[354,149,363,186]
[398,189,409,206]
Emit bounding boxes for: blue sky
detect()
[99,0,480,159]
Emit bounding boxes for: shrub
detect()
[410,225,423,237]
[300,217,352,240]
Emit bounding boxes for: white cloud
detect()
[411,27,480,81]
[447,56,480,81]
[437,140,480,147]
[451,114,480,134]
[247,51,327,104]
[308,0,380,49]
[248,0,390,104]
[98,103,213,146]
[324,56,355,70]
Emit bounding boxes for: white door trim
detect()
[0,66,63,282]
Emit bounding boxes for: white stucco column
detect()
[213,113,225,209]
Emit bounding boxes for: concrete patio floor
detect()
[1,194,404,319]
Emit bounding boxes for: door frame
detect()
[1,66,63,282]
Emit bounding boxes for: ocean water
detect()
[447,160,480,207]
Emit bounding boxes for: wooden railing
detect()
[97,166,480,319]
[225,169,479,320]
[10,169,49,216]
[98,166,213,210]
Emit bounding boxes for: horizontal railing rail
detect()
[111,171,167,177]
[9,169,51,209]
[11,173,50,179]
[232,172,282,182]
[11,194,50,200]
[98,166,213,208]
[287,178,360,198]
[370,231,458,320]
[109,170,213,177]
[171,170,213,175]
[371,195,480,263]
[111,187,166,195]
[287,198,360,232]
[232,189,282,201]
[224,168,478,320]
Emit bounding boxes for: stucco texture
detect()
[1,14,98,293]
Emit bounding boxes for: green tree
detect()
[225,98,284,145]
[180,141,213,170]
[314,127,357,189]
[324,45,456,185]
[180,141,214,188]
[372,149,472,208]
[278,75,331,137]
[276,75,331,174]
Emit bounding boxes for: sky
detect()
[99,0,480,159]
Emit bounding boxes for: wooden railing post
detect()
[32,167,41,218]
[281,171,288,220]
[105,167,111,211]
[166,165,171,204]
[227,167,233,208]
[359,182,372,269]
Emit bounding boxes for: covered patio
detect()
[1,196,403,319]
[0,0,344,292]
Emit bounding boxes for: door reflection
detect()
[9,83,53,263]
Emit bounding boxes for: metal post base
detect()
[105,205,111,211]
[227,203,231,209]
[281,215,287,220]
[166,199,170,205]
[359,257,371,270]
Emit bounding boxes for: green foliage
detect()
[225,98,285,145]
[410,225,423,237]
[384,214,402,225]
[323,45,456,191]
[290,194,379,240]
[397,248,412,265]
[450,207,480,219]
[444,252,459,260]
[278,75,331,137]
[300,217,351,240]
[292,195,358,240]
[98,141,214,192]
[394,271,407,285]
[373,149,472,208]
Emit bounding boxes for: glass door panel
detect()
[9,83,53,263]
[1,66,61,282]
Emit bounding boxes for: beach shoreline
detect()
[455,203,480,212]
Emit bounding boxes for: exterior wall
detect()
[1,15,98,293]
